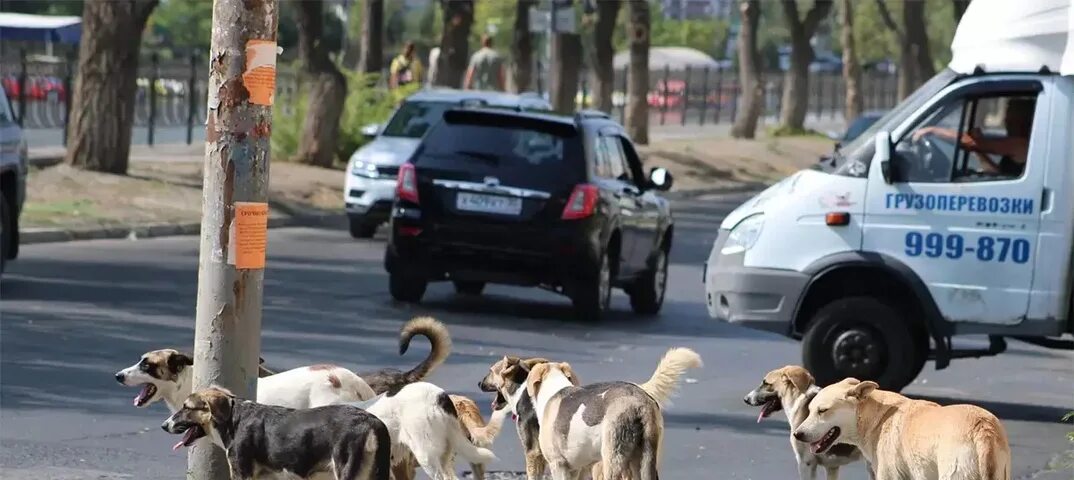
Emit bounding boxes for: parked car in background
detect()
[343,89,551,238]
[0,84,28,275]
[836,110,887,143]
[385,109,675,319]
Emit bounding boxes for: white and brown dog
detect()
[743,366,867,480]
[478,356,551,480]
[115,316,450,412]
[794,378,1011,480]
[356,382,499,480]
[526,348,702,480]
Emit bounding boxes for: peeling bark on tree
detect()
[839,0,863,122]
[778,0,832,132]
[512,0,536,93]
[436,0,474,88]
[591,0,621,113]
[625,0,650,145]
[731,1,763,139]
[550,33,582,114]
[294,0,347,167]
[64,0,158,174]
[357,0,384,74]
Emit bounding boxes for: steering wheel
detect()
[908,132,949,181]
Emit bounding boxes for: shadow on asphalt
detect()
[909,395,1074,425]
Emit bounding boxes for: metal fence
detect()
[4,51,899,145]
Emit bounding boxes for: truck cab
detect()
[704,0,1074,391]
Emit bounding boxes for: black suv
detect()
[384,108,674,318]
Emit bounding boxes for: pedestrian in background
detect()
[389,42,424,89]
[427,46,440,87]
[464,35,505,91]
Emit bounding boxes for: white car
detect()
[344,88,551,238]
[705,0,1074,392]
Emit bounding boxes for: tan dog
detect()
[743,366,866,479]
[794,378,1011,480]
[527,348,702,480]
[451,395,509,480]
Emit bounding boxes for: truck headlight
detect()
[721,214,764,255]
[350,158,378,178]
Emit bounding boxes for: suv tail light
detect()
[396,163,419,204]
[561,184,599,220]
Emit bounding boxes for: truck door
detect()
[863,77,1049,325]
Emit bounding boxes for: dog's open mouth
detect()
[756,398,782,423]
[810,427,841,454]
[134,384,158,407]
[172,425,205,451]
[492,391,507,411]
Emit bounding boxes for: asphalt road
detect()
[1,192,1072,479]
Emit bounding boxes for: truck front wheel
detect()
[802,296,922,392]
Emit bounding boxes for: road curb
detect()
[21,212,346,245]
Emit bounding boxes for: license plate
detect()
[456,192,523,215]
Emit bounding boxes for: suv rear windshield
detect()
[414,110,584,191]
[381,100,455,138]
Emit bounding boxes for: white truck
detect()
[704,0,1074,391]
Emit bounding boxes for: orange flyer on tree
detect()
[234,202,269,269]
[243,39,277,106]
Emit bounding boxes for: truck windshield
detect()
[827,68,960,177]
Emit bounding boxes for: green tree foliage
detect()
[0,0,83,15]
[612,1,729,60]
[843,0,956,72]
[148,0,212,53]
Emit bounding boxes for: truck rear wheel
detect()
[802,296,922,392]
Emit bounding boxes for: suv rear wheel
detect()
[349,217,378,239]
[571,250,612,320]
[802,296,923,392]
[453,280,485,296]
[628,248,668,315]
[389,272,427,303]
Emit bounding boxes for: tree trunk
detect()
[294,0,347,167]
[903,0,934,84]
[625,0,650,144]
[778,0,832,132]
[64,0,158,174]
[357,0,383,74]
[512,0,536,93]
[435,0,474,88]
[550,33,582,114]
[731,0,763,139]
[839,0,862,122]
[952,0,971,23]
[591,0,620,113]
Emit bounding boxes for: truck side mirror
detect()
[875,131,894,184]
[361,123,381,138]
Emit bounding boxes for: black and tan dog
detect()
[743,365,867,480]
[526,348,702,480]
[478,356,551,480]
[162,386,391,480]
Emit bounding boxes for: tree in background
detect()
[65,0,158,174]
[591,0,621,113]
[511,0,537,93]
[731,0,763,139]
[876,0,932,99]
[148,0,212,55]
[839,0,863,122]
[293,0,347,168]
[435,0,474,88]
[624,0,650,144]
[357,0,383,73]
[777,0,832,133]
[952,0,971,23]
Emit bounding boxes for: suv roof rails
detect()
[574,109,611,123]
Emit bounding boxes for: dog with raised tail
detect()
[744,366,867,480]
[526,347,703,480]
[115,316,451,413]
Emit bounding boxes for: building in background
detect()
[660,0,733,20]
